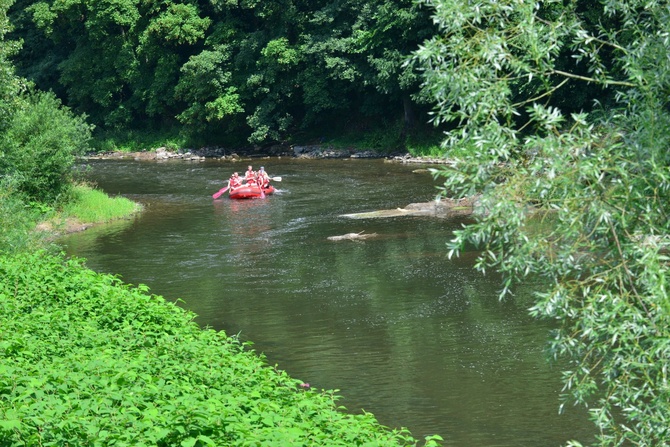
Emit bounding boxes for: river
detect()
[59,158,594,446]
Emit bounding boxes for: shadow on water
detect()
[59,159,595,447]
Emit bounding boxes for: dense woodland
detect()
[7,0,619,150]
[7,0,440,147]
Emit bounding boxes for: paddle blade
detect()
[271,176,282,182]
[212,185,229,199]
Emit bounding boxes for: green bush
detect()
[0,90,93,205]
[0,179,46,254]
[0,251,441,447]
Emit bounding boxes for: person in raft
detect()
[228,172,242,190]
[244,165,256,185]
[257,166,270,189]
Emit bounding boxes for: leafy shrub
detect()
[0,178,46,254]
[0,90,93,205]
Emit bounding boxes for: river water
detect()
[60,158,593,446]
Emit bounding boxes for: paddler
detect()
[244,165,256,185]
[228,172,242,189]
[257,166,270,189]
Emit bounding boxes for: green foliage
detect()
[174,45,243,136]
[416,0,670,445]
[91,127,186,153]
[0,179,46,254]
[403,126,448,157]
[0,251,435,446]
[325,119,406,151]
[262,37,299,66]
[0,90,92,204]
[145,3,210,45]
[0,0,27,132]
[58,183,141,223]
[9,0,438,146]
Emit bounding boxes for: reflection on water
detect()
[59,159,594,446]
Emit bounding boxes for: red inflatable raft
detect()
[229,184,275,199]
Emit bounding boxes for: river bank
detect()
[0,250,441,447]
[35,184,142,238]
[85,145,456,165]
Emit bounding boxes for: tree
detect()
[174,45,243,138]
[0,0,26,132]
[11,0,437,146]
[1,0,93,209]
[415,0,670,445]
[349,0,435,129]
[296,0,435,135]
[10,0,211,129]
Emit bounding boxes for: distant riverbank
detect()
[85,145,456,165]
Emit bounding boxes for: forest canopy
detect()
[8,0,622,149]
[8,0,439,147]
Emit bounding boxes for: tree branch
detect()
[512,78,570,108]
[550,69,636,88]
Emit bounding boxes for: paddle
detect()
[271,176,282,182]
[212,184,230,199]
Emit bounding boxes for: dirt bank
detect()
[35,217,95,239]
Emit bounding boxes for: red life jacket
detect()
[229,176,242,188]
[258,171,269,187]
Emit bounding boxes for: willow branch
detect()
[583,35,627,54]
[550,69,636,87]
[512,78,570,108]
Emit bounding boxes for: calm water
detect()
[60,158,593,446]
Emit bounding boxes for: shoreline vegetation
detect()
[35,183,143,238]
[4,0,670,442]
[1,251,442,447]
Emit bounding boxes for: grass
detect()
[59,184,142,223]
[404,138,444,157]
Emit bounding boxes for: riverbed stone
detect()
[85,144,443,162]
